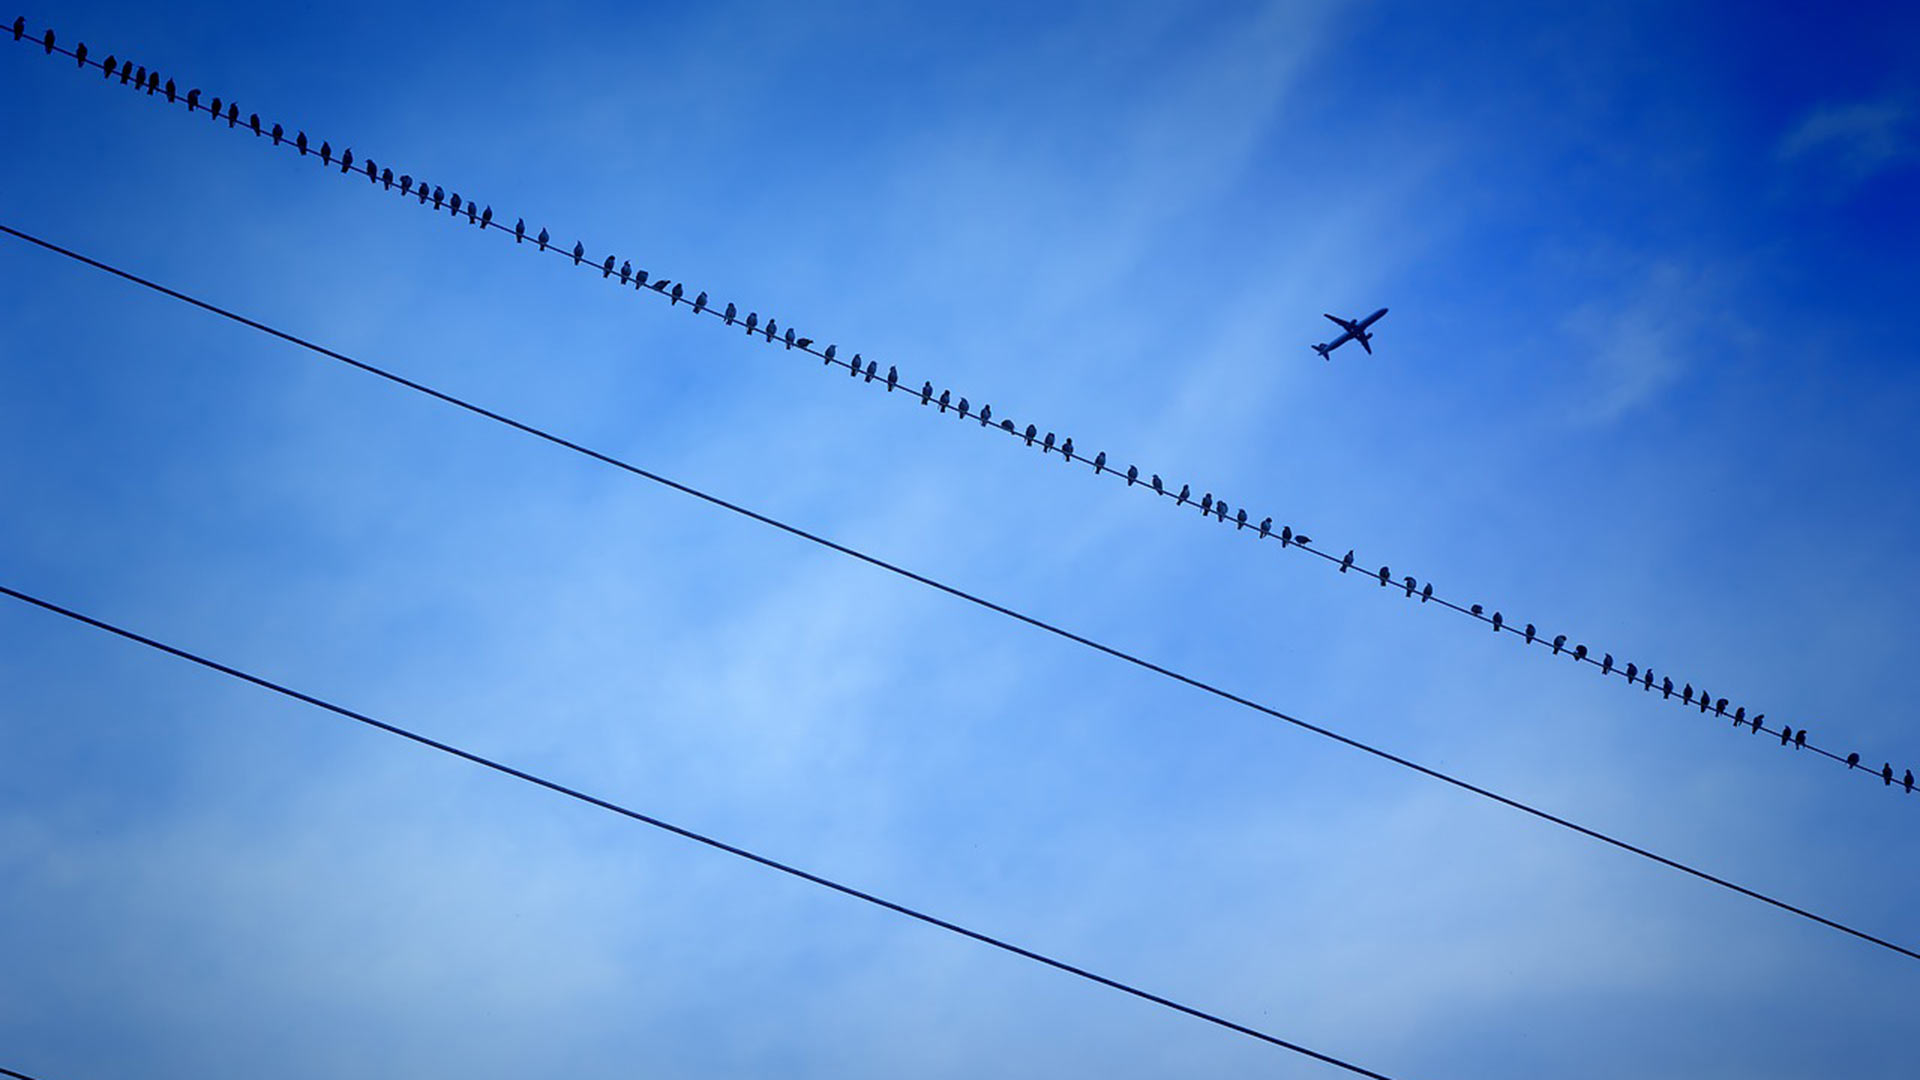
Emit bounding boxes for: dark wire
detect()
[0,583,1399,1079]
[8,24,1906,795]
[2,221,1913,965]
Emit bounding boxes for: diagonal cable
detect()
[1,221,1913,963]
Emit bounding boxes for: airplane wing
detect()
[1357,334,1373,355]
[1324,313,1361,333]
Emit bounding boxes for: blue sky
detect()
[3,2,1918,1076]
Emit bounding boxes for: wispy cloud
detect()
[1776,97,1916,185]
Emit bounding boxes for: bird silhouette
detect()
[1127,465,1139,486]
[925,383,938,406]
[1643,670,1654,691]
[1061,437,1074,459]
[41,27,52,52]
[187,88,201,112]
[693,292,708,315]
[744,312,758,335]
[164,79,176,103]
[723,302,737,325]
[1151,475,1164,495]
[1714,698,1727,717]
[1884,764,1895,785]
[399,175,413,196]
[1552,634,1567,655]
[1023,424,1036,444]
[1236,509,1248,530]
[1200,493,1212,514]
[570,241,584,265]
[481,206,492,228]
[1750,712,1763,731]
[977,404,991,426]
[1681,683,1693,704]
[1733,706,1745,725]
[76,42,88,67]
[1403,576,1416,598]
[887,366,898,391]
[674,284,687,307]
[1280,525,1294,544]
[618,261,632,285]
[1379,567,1392,587]
[1470,604,1484,616]
[271,122,284,145]
[1093,451,1107,473]
[1779,726,1792,746]
[1601,654,1613,675]
[1573,644,1588,662]
[1492,612,1504,632]
[122,63,135,85]
[780,327,794,346]
[103,56,116,79]
[940,391,954,413]
[764,318,776,342]
[514,219,525,243]
[1176,484,1191,505]
[249,112,261,136]
[430,185,444,209]
[447,192,460,214]
[1525,624,1537,644]
[1293,534,1312,547]
[1847,753,1861,769]
[797,338,815,350]
[601,256,615,278]
[1215,502,1228,523]
[1421,583,1433,603]
[537,228,550,251]
[1904,770,1913,793]
[295,131,307,155]
[1625,662,1637,682]
[1258,517,1272,538]
[229,104,241,128]
[650,280,670,293]
[11,16,23,40]
[340,148,355,173]
[1795,730,1806,749]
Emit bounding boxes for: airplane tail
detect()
[1312,343,1332,360]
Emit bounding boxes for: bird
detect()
[1601,654,1613,675]
[481,206,492,228]
[1127,465,1139,486]
[823,344,838,366]
[1294,534,1312,546]
[1093,451,1107,473]
[416,183,430,205]
[103,56,116,79]
[1060,437,1074,459]
[320,139,333,165]
[977,403,991,426]
[674,284,686,307]
[1733,706,1745,725]
[797,337,815,350]
[1176,484,1191,505]
[1470,604,1484,616]
[887,366,898,391]
[1573,644,1588,662]
[447,193,459,215]
[1421,583,1433,603]
[1399,576,1414,597]
[340,148,356,174]
[1236,509,1248,530]
[1904,770,1914,794]
[249,112,262,136]
[635,270,650,288]
[430,185,444,209]
[1281,526,1294,545]
[1780,726,1792,746]
[650,280,670,293]
[1525,624,1537,644]
[1681,683,1693,704]
[1215,502,1228,523]
[764,318,776,342]
[468,202,481,224]
[76,42,87,67]
[1023,424,1037,444]
[1552,634,1567,655]
[11,16,23,41]
[41,27,53,53]
[601,255,615,278]
[1883,764,1895,785]
[537,228,550,251]
[1643,670,1655,691]
[693,292,708,315]
[295,131,308,155]
[1379,567,1392,587]
[925,383,938,406]
[229,104,241,128]
[209,95,222,117]
[399,174,414,197]
[1200,493,1213,514]
[1847,752,1861,769]
[187,88,201,112]
[271,122,284,145]
[1151,475,1164,495]
[515,219,525,243]
[1750,712,1764,731]
[744,312,758,336]
[1492,612,1504,632]
[940,391,953,413]
[571,241,584,265]
[1625,662,1637,682]
[1714,698,1727,717]
[723,302,737,326]
[1795,730,1806,749]
[618,261,632,285]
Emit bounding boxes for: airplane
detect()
[1312,307,1388,359]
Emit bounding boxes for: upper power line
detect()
[9,18,1909,800]
[4,220,1912,967]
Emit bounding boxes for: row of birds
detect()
[27,18,1914,801]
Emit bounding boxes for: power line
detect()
[0,582,1400,1079]
[9,18,1909,798]
[4,221,1913,965]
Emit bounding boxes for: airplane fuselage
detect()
[1313,307,1388,358]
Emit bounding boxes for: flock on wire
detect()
[11,17,1914,799]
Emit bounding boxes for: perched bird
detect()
[1795,730,1806,749]
[399,175,414,196]
[466,202,478,224]
[1200,493,1213,514]
[764,318,776,342]
[823,344,837,366]
[431,185,445,209]
[939,391,953,413]
[250,113,262,136]
[1379,567,1392,587]
[1884,764,1895,785]
[1215,502,1228,523]
[1643,670,1655,691]
[1023,423,1036,444]
[1750,712,1764,731]
[1525,624,1537,644]
[1061,437,1074,459]
[416,184,430,205]
[1552,634,1567,655]
[1625,662,1637,682]
[1904,770,1913,794]
[1259,517,1273,538]
[11,16,23,41]
[977,403,991,426]
[75,42,87,67]
[1403,576,1416,598]
[1294,533,1312,547]
[210,95,222,117]
[1041,432,1055,452]
[481,205,492,229]
[1470,604,1484,616]
[1847,752,1861,769]
[1281,525,1294,544]
[1697,693,1710,715]
[1421,583,1433,603]
[601,255,615,278]
[1661,677,1674,697]
[1236,509,1248,530]
[1681,683,1693,704]
[1733,706,1745,725]
[635,270,649,288]
[1780,726,1792,746]
[447,192,460,214]
[887,366,899,391]
[515,218,526,243]
[295,131,308,155]
[271,122,284,145]
[536,228,550,251]
[723,302,737,326]
[1151,475,1164,495]
[744,312,758,335]
[42,27,53,53]
[1492,612,1504,632]
[229,104,241,128]
[381,168,394,189]
[187,88,200,112]
[619,261,632,285]
[341,148,355,173]
[797,338,814,350]
[318,139,331,164]
[924,383,937,406]
[1601,654,1613,675]
[1093,451,1107,473]
[1176,484,1191,505]
[693,292,707,315]
[1127,465,1139,487]
[1573,644,1588,662]
[673,283,686,307]
[103,56,117,79]
[571,241,584,265]
[650,280,669,293]
[1714,698,1727,717]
